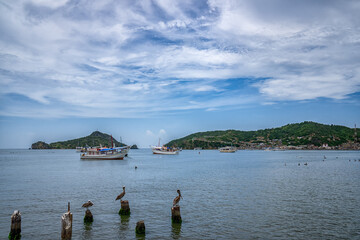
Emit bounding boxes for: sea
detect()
[0,149,359,239]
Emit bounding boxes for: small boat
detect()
[76,146,87,152]
[219,146,237,153]
[152,146,179,155]
[80,146,126,160]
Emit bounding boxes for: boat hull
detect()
[219,146,237,153]
[80,152,125,160]
[219,150,236,153]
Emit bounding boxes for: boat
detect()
[80,146,126,160]
[80,135,127,160]
[121,145,131,157]
[151,146,179,155]
[76,146,86,152]
[219,146,237,153]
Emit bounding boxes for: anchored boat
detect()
[151,146,179,155]
[80,146,127,160]
[219,146,237,153]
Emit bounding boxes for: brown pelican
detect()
[82,200,93,210]
[173,189,183,207]
[116,186,126,201]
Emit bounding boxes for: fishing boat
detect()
[80,135,127,160]
[80,146,126,160]
[219,146,237,153]
[151,138,179,155]
[152,146,179,155]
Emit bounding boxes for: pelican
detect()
[173,189,183,207]
[116,186,126,201]
[82,200,93,210]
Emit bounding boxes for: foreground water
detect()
[0,149,359,239]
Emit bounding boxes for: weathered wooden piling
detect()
[61,202,72,240]
[9,210,21,240]
[84,209,93,223]
[135,220,145,235]
[119,200,131,215]
[171,206,182,223]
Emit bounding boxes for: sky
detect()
[0,0,359,148]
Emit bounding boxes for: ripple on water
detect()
[0,149,359,239]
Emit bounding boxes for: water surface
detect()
[0,149,359,239]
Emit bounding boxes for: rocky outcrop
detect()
[31,141,50,149]
[130,144,138,149]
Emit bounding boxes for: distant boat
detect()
[194,147,202,150]
[151,146,179,155]
[80,146,126,160]
[76,146,86,152]
[219,146,237,153]
[80,135,127,160]
[151,138,179,155]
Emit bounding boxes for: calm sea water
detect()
[0,149,359,239]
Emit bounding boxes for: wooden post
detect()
[135,220,145,235]
[171,206,182,223]
[61,202,72,240]
[84,209,93,223]
[119,200,130,215]
[9,210,21,240]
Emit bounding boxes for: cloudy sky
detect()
[0,0,359,148]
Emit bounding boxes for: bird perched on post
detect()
[82,200,93,210]
[116,186,126,201]
[173,189,183,207]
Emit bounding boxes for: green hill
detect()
[166,122,357,149]
[32,131,126,149]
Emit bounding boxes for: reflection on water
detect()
[135,234,146,240]
[171,222,181,239]
[82,221,92,240]
[120,215,130,228]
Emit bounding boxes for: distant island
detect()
[31,131,134,149]
[166,122,359,150]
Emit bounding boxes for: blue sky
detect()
[0,0,359,148]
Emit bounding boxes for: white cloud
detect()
[29,0,69,9]
[146,130,154,136]
[0,0,359,118]
[159,129,166,136]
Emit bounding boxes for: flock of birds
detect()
[81,186,182,211]
[82,155,360,210]
[287,155,360,167]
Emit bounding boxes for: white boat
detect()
[151,146,179,155]
[80,147,126,160]
[219,146,237,153]
[76,146,86,152]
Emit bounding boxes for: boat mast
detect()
[111,135,113,148]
